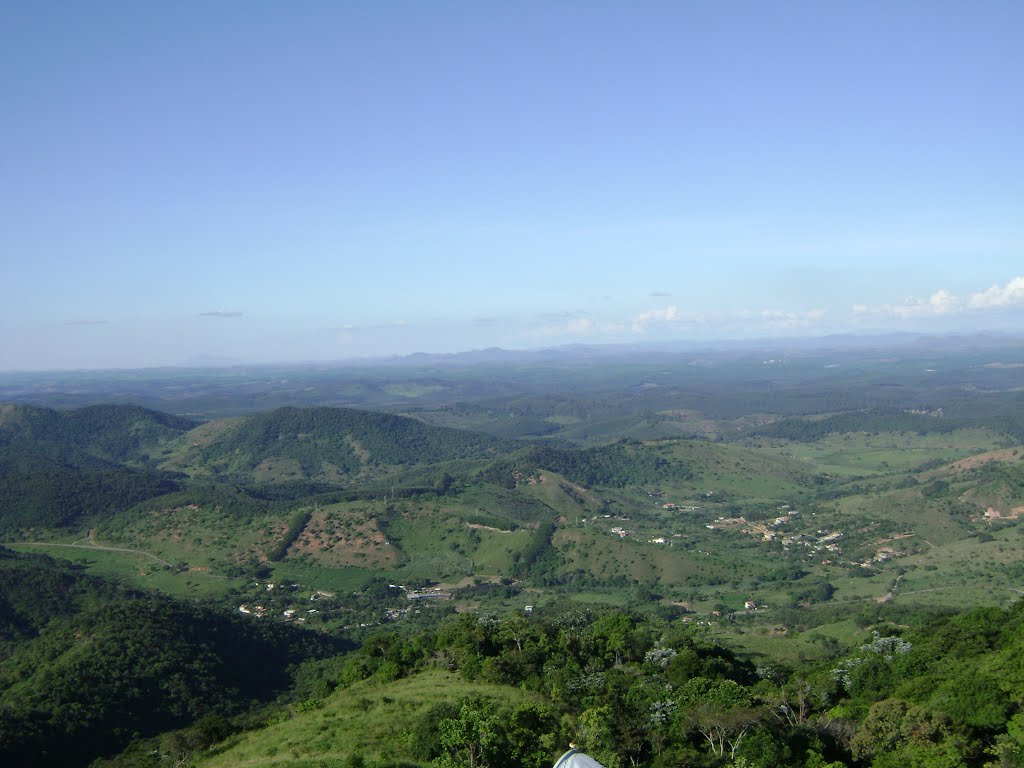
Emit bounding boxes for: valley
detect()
[2,336,1024,768]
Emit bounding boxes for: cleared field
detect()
[6,542,245,599]
[757,428,1007,476]
[267,562,370,594]
[715,618,872,666]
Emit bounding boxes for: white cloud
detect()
[967,276,1024,309]
[632,305,678,332]
[853,289,961,320]
[891,289,959,319]
[853,277,1024,322]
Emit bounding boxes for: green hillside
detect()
[107,602,1024,768]
[166,406,511,484]
[0,403,197,464]
[0,404,196,532]
[0,550,346,768]
[198,669,549,768]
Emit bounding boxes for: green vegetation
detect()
[181,406,510,483]
[480,441,679,489]
[2,337,1024,766]
[180,602,1024,768]
[270,507,315,562]
[0,550,347,767]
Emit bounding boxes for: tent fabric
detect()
[552,748,607,768]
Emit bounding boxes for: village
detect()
[234,578,476,631]
[237,581,333,623]
[590,493,918,573]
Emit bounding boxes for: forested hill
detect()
[0,403,197,465]
[0,404,192,531]
[0,549,347,768]
[0,547,125,648]
[183,406,513,481]
[479,441,679,489]
[0,403,517,531]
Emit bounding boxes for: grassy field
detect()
[95,502,289,571]
[658,440,814,504]
[382,383,445,398]
[713,617,873,666]
[266,562,371,594]
[387,502,534,579]
[894,525,1024,600]
[754,428,1007,477]
[6,542,246,599]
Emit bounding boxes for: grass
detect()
[96,503,285,571]
[15,425,1018,619]
[198,669,544,768]
[267,562,370,594]
[714,621,865,666]
[5,542,245,599]
[658,440,813,503]
[757,428,1006,477]
[520,471,602,516]
[832,488,974,546]
[382,383,445,398]
[561,590,629,606]
[385,501,535,581]
[895,526,1024,597]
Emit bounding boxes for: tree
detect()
[574,706,621,768]
[984,713,1024,768]
[850,698,965,767]
[734,727,791,768]
[502,703,559,768]
[436,698,503,768]
[676,678,761,761]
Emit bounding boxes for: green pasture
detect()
[562,590,629,606]
[656,440,812,505]
[518,471,602,516]
[387,507,532,579]
[715,618,871,666]
[896,526,1024,596]
[267,562,370,594]
[382,382,445,398]
[759,428,1006,477]
[5,542,244,599]
[832,488,973,545]
[553,528,735,588]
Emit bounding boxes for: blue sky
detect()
[2,1,1022,370]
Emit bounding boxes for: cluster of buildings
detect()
[237,583,334,623]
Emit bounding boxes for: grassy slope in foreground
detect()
[198,669,544,768]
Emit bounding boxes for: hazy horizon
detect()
[3,2,1022,370]
[3,328,1024,376]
